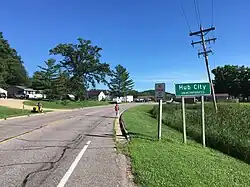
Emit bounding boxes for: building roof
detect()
[87,90,104,97]
[137,95,154,99]
[206,93,229,97]
[216,93,229,97]
[14,86,36,91]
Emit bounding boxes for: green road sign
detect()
[175,82,211,97]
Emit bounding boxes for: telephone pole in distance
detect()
[190,26,218,112]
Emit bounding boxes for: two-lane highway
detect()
[0,104,135,187]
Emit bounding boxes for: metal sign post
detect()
[201,96,206,147]
[175,82,211,147]
[155,83,165,140]
[181,97,187,144]
[158,99,162,140]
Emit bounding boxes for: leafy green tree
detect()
[49,38,111,99]
[32,58,59,99]
[0,32,29,88]
[31,71,44,90]
[127,90,139,98]
[54,69,70,100]
[109,64,134,97]
[212,65,250,98]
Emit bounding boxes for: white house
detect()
[87,90,108,101]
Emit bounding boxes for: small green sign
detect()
[175,82,211,97]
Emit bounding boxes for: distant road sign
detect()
[175,82,211,97]
[155,83,165,100]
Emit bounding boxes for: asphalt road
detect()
[0,104,135,187]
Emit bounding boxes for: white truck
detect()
[120,96,134,103]
[113,97,122,104]
[125,95,133,102]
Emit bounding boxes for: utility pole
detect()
[190,26,218,112]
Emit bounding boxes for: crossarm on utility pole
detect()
[191,38,216,46]
[189,27,215,36]
[200,27,218,112]
[189,25,218,113]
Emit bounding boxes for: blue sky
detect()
[1,0,250,93]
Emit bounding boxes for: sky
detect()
[1,0,250,93]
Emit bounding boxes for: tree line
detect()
[0,32,29,88]
[0,32,134,100]
[2,31,246,100]
[212,65,250,98]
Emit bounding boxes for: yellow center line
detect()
[0,118,66,145]
[0,109,110,145]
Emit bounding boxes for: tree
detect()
[109,64,134,97]
[0,32,29,88]
[212,65,250,98]
[49,38,111,99]
[54,69,70,100]
[32,58,59,99]
[31,71,44,90]
[127,90,139,98]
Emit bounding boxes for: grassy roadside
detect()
[24,100,110,109]
[151,103,250,163]
[123,105,250,187]
[0,106,31,119]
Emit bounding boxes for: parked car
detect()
[14,93,28,99]
[26,94,35,99]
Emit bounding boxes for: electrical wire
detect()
[180,0,192,32]
[193,0,200,27]
[211,0,214,26]
[211,0,215,37]
[195,0,202,25]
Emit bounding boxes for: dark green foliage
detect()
[109,64,134,97]
[54,69,70,100]
[127,90,139,97]
[49,38,111,98]
[32,58,60,99]
[151,103,250,163]
[212,65,250,98]
[0,32,29,88]
[31,71,45,90]
[140,90,173,96]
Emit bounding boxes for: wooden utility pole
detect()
[190,26,218,112]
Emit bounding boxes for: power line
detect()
[180,0,192,32]
[196,0,202,25]
[193,0,200,27]
[211,0,214,26]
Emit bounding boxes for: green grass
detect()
[0,106,31,119]
[24,100,110,109]
[151,103,250,163]
[123,105,250,187]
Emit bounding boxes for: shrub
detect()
[151,103,250,163]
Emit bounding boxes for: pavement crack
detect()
[19,134,83,187]
[16,138,72,142]
[0,145,70,152]
[18,117,106,186]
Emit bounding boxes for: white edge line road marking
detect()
[57,140,91,187]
